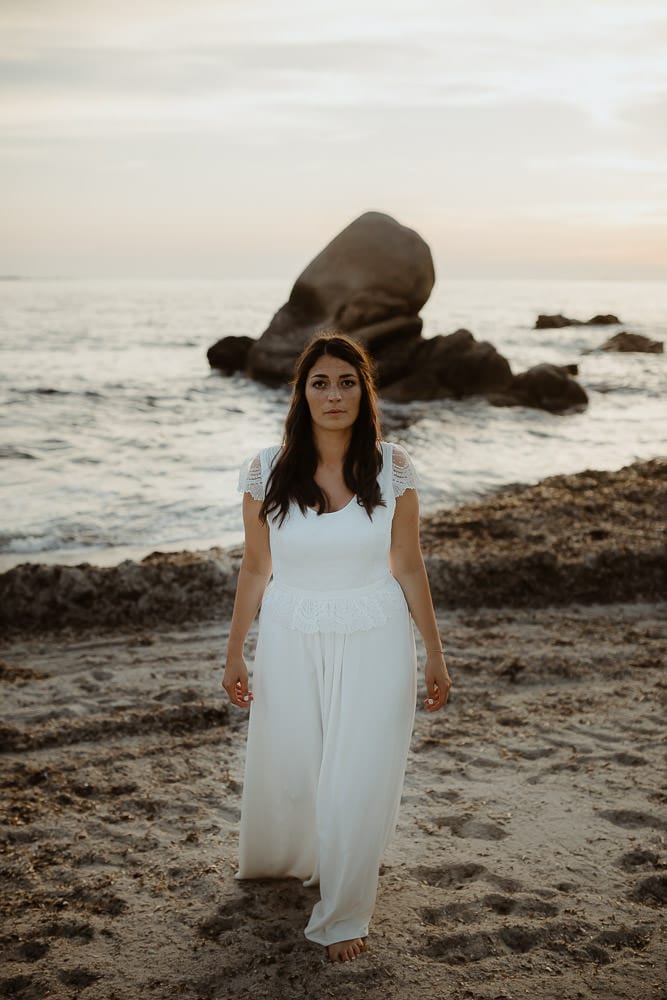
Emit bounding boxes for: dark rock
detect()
[535,313,621,329]
[246,211,434,384]
[205,214,589,410]
[206,212,435,386]
[599,332,663,353]
[207,335,254,374]
[364,321,425,388]
[587,314,622,325]
[536,313,577,329]
[486,363,588,413]
[380,329,512,401]
[0,548,241,637]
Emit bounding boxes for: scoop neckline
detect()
[307,494,357,516]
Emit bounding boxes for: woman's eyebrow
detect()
[310,372,357,379]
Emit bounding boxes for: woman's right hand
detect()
[221,655,253,709]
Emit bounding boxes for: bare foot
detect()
[326,936,368,962]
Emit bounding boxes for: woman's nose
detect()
[328,386,341,399]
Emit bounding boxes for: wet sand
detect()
[1,599,665,999]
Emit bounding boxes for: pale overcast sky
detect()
[1,0,666,279]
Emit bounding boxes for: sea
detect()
[1,277,665,573]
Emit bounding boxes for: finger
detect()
[437,684,452,707]
[224,680,252,707]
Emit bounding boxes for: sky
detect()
[1,0,666,280]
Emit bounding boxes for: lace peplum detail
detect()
[391,443,420,498]
[261,577,408,634]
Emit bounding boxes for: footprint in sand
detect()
[58,968,101,989]
[598,808,667,832]
[0,975,49,999]
[616,848,662,871]
[629,874,667,907]
[435,813,509,841]
[420,892,559,927]
[481,892,560,917]
[418,919,652,966]
[42,919,95,942]
[411,861,522,893]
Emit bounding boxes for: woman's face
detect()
[304,354,362,435]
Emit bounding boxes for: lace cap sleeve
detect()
[391,442,420,498]
[237,451,264,501]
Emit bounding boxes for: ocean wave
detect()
[1,276,665,580]
[0,446,36,460]
[8,387,106,400]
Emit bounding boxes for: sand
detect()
[1,599,665,1000]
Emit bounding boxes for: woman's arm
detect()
[222,492,272,708]
[390,487,453,711]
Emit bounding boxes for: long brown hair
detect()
[259,332,386,527]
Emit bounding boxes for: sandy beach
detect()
[4,0,667,993]
[1,461,666,1000]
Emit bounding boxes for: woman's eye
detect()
[311,379,357,388]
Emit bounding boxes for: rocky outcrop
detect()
[381,330,588,413]
[596,332,663,353]
[0,548,242,637]
[485,363,588,412]
[379,329,512,401]
[208,211,435,385]
[246,211,434,385]
[206,335,254,373]
[206,212,592,412]
[535,314,621,329]
[420,457,666,608]
[1,460,664,635]
[380,337,586,412]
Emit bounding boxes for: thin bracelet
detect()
[425,647,445,655]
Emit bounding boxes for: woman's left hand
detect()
[424,653,453,712]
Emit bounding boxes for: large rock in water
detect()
[206,212,589,412]
[380,329,513,401]
[486,363,588,412]
[378,334,587,412]
[246,211,435,384]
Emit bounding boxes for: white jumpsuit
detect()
[234,439,420,947]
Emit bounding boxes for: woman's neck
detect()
[312,427,351,468]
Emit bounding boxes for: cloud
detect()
[2,0,666,132]
[1,0,665,277]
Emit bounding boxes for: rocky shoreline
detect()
[1,457,664,637]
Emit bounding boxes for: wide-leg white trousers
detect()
[234,599,418,947]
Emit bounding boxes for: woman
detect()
[222,331,452,963]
